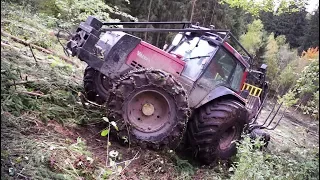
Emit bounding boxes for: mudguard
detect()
[195,86,246,108]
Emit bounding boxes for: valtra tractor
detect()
[65,16,284,164]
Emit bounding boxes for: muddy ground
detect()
[260,103,319,151]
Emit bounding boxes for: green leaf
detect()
[101,129,110,136]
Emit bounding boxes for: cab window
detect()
[170,36,218,81]
[198,48,245,91]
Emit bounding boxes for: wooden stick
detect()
[18,91,45,97]
[28,44,38,66]
[1,30,79,67]
[6,80,38,87]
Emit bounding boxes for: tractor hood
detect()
[66,16,186,79]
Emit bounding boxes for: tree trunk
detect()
[144,0,153,41]
[190,0,197,22]
[209,1,216,26]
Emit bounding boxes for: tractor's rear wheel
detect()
[83,66,112,104]
[109,69,190,150]
[187,99,248,164]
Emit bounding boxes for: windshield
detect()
[170,36,218,81]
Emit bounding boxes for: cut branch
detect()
[6,80,38,87]
[28,44,38,66]
[18,91,45,97]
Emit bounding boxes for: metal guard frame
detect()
[101,21,254,65]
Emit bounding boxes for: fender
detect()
[195,86,246,108]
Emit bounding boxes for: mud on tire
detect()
[83,66,112,104]
[187,99,248,164]
[109,69,190,150]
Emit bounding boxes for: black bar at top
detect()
[103,22,192,25]
[100,28,230,33]
[100,27,253,63]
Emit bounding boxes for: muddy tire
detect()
[109,69,190,150]
[83,66,112,104]
[187,99,248,164]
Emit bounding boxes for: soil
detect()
[257,104,319,151]
[15,103,318,179]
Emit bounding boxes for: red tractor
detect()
[66,16,282,164]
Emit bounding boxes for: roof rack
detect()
[100,21,253,64]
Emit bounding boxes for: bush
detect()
[230,136,319,180]
[280,58,319,119]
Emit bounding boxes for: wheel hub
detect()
[219,126,236,150]
[125,90,171,133]
[142,103,155,116]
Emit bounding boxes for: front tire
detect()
[109,69,190,150]
[187,99,248,164]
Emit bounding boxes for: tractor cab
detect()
[163,28,251,107]
[167,33,219,81]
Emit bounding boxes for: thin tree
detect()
[190,0,197,22]
[144,0,153,41]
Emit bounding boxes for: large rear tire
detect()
[187,99,248,164]
[109,69,190,150]
[83,66,112,104]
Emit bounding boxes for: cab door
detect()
[188,47,246,108]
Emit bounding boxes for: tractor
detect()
[65,16,283,164]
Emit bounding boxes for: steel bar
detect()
[259,102,278,126]
[250,92,269,124]
[264,107,287,130]
[103,21,192,25]
[100,28,230,33]
[264,102,283,127]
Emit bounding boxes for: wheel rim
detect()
[219,126,237,150]
[125,90,172,133]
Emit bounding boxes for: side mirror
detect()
[171,33,183,46]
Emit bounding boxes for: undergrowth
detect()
[1,47,104,125]
[230,136,319,180]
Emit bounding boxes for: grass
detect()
[229,136,319,180]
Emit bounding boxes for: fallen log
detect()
[1,30,79,67]
[49,31,70,40]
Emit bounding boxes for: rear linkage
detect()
[245,94,287,147]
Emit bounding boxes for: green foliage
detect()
[101,129,110,136]
[281,59,319,119]
[240,19,265,56]
[302,7,319,51]
[264,33,280,86]
[167,151,195,179]
[260,4,310,51]
[220,0,304,17]
[52,0,136,28]
[1,2,57,48]
[277,90,298,107]
[231,135,319,180]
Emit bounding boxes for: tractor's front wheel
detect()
[187,99,248,164]
[109,69,190,150]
